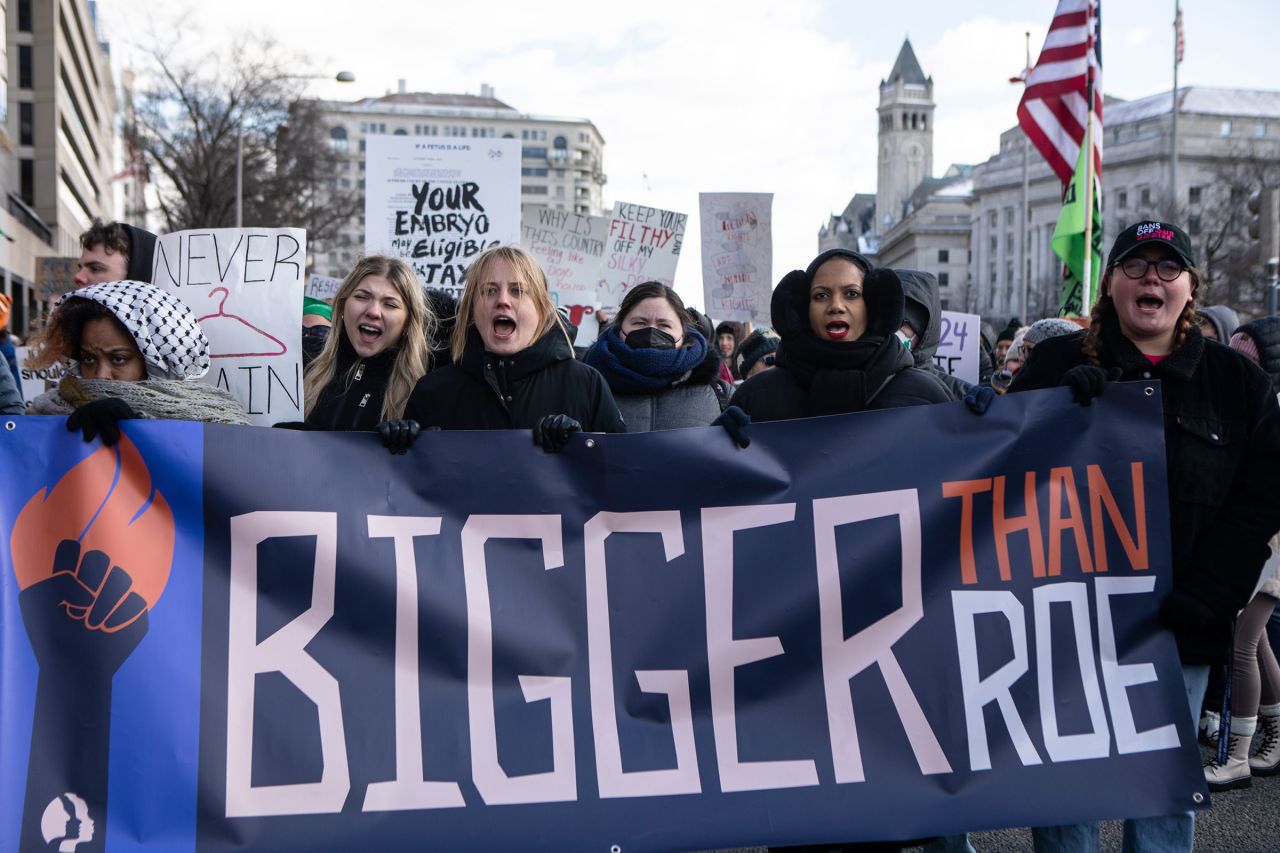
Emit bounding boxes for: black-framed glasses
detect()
[1118,256,1185,282]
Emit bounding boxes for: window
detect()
[522,185,549,195]
[359,122,368,133]
[522,130,529,140]
[502,132,515,139]
[359,140,366,153]
[1220,120,1232,136]
[1005,208,1015,225]
[20,158,34,205]
[938,249,949,263]
[989,263,997,285]
[1140,187,1151,206]
[1188,186,1202,205]
[19,102,33,146]
[989,236,997,253]
[1006,234,1014,253]
[1256,122,1268,138]
[18,46,32,89]
[523,146,548,159]
[1117,190,1127,209]
[554,135,568,149]
[988,211,998,228]
[1188,215,1201,235]
[340,178,350,188]
[18,0,31,32]
[393,128,407,136]
[328,126,348,152]
[938,272,950,287]
[521,167,548,177]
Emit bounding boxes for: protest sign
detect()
[151,227,306,425]
[0,385,1207,851]
[699,193,773,323]
[520,205,609,346]
[305,274,343,301]
[35,257,78,301]
[14,345,64,401]
[365,136,521,297]
[599,200,686,313]
[936,310,981,385]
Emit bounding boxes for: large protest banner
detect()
[0,385,1207,852]
[699,192,773,324]
[150,227,306,426]
[520,205,609,347]
[599,200,686,314]
[365,136,521,297]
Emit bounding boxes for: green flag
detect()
[1051,142,1103,316]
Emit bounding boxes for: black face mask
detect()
[303,325,331,342]
[624,327,677,350]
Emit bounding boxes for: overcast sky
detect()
[99,0,1277,308]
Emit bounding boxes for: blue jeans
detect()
[1032,664,1209,853]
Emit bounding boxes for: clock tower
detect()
[876,39,935,237]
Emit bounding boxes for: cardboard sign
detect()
[35,257,78,302]
[936,311,981,385]
[699,193,773,324]
[151,227,306,425]
[598,201,686,313]
[304,274,343,301]
[14,345,64,402]
[520,205,609,347]
[364,137,521,297]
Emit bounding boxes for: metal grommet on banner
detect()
[610,846,622,853]
[3,420,14,431]
[1144,386,1155,396]
[1192,792,1205,804]
[585,438,596,448]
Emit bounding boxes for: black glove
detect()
[1061,365,1121,406]
[66,397,138,446]
[533,414,581,452]
[1159,588,1216,635]
[272,421,312,430]
[963,385,996,415]
[377,419,420,455]
[713,405,751,448]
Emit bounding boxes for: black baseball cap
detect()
[1106,221,1197,268]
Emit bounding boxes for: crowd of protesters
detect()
[8,214,1280,853]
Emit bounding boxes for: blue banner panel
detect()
[1,384,1208,852]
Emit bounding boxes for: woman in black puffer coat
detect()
[730,248,951,421]
[584,281,723,431]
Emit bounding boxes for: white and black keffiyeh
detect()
[56,280,210,380]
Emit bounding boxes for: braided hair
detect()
[1079,264,1202,366]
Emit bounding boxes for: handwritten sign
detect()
[304,274,343,301]
[699,193,773,323]
[598,200,686,314]
[936,310,980,385]
[520,205,609,347]
[151,227,306,426]
[36,257,78,301]
[14,346,64,402]
[364,137,521,298]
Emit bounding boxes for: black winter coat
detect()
[404,325,625,433]
[730,257,951,422]
[304,335,399,431]
[1011,313,1280,664]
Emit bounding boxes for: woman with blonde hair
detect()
[402,244,623,451]
[302,255,434,451]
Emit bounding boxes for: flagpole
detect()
[1080,8,1097,312]
[1019,31,1031,320]
[1171,0,1181,211]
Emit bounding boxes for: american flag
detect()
[1016,0,1103,188]
[1175,5,1185,64]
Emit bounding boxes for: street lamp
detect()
[236,70,356,227]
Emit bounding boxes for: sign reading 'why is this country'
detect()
[699,192,773,324]
[151,227,306,426]
[365,136,521,297]
[598,200,686,313]
[520,205,610,347]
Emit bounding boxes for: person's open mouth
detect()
[493,315,517,341]
[826,321,850,340]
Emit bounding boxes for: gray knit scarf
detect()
[26,375,249,425]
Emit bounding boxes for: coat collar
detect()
[460,323,573,384]
[1100,308,1203,381]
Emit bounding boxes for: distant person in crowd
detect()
[1202,323,1280,791]
[734,327,781,381]
[715,319,744,381]
[1196,304,1241,343]
[728,249,951,427]
[584,281,723,432]
[1009,222,1280,853]
[301,256,433,451]
[401,245,624,450]
[898,268,965,399]
[301,296,332,368]
[25,280,247,442]
[0,292,22,410]
[74,219,158,287]
[994,317,1022,367]
[990,325,1030,394]
[1018,318,1080,364]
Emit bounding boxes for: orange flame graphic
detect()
[10,434,175,610]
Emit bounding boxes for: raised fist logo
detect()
[13,435,174,852]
